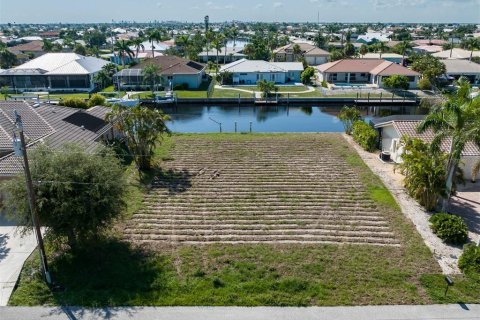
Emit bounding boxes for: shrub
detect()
[59,98,88,109]
[382,74,410,90]
[338,106,362,135]
[87,93,106,107]
[301,67,315,85]
[352,121,378,152]
[429,212,468,245]
[321,80,328,88]
[418,78,432,90]
[459,244,480,276]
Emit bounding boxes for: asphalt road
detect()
[1,304,480,320]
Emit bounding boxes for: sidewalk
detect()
[0,225,37,306]
[1,304,479,320]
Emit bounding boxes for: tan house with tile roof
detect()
[373,116,480,181]
[274,43,329,65]
[317,59,420,89]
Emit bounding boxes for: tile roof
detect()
[9,40,44,52]
[0,101,113,176]
[317,59,419,76]
[379,120,480,157]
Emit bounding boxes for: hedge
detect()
[352,121,378,152]
[459,244,480,276]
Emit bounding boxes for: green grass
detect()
[229,85,310,93]
[9,134,480,306]
[211,89,253,98]
[102,85,116,92]
[38,93,90,100]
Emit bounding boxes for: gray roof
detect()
[220,59,303,73]
[0,101,112,177]
[442,59,480,75]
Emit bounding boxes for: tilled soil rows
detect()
[125,134,400,246]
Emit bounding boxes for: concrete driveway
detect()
[450,181,480,244]
[0,216,37,306]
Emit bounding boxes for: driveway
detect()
[450,182,480,243]
[0,217,37,306]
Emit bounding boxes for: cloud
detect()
[254,3,263,9]
[273,2,283,8]
[156,2,162,7]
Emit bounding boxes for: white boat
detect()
[106,98,139,107]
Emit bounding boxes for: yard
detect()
[9,134,480,306]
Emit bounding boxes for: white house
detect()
[198,47,246,63]
[0,53,109,92]
[442,59,480,85]
[373,116,480,181]
[433,48,480,60]
[219,59,303,85]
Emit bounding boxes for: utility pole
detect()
[13,110,52,286]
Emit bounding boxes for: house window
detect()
[256,74,260,80]
[407,76,415,82]
[332,73,337,81]
[350,73,357,81]
[360,73,366,77]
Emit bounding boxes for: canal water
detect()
[159,105,416,133]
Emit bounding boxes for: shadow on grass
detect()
[10,237,171,307]
[142,167,193,195]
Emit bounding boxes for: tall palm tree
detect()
[175,34,190,57]
[399,40,412,61]
[377,41,387,59]
[146,29,161,57]
[114,40,134,68]
[205,30,214,63]
[142,64,162,96]
[230,26,239,47]
[417,78,480,211]
[211,32,224,74]
[222,28,231,64]
[292,44,302,62]
[359,44,368,58]
[131,37,145,58]
[463,38,479,61]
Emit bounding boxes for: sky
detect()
[0,0,479,24]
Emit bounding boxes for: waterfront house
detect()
[372,115,480,181]
[0,53,109,93]
[219,59,303,85]
[317,59,420,89]
[113,56,206,90]
[433,48,480,60]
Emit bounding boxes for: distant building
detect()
[274,43,329,65]
[198,47,246,63]
[412,45,443,54]
[8,40,45,59]
[0,53,109,92]
[433,48,480,60]
[219,59,303,85]
[113,56,206,90]
[356,33,391,44]
[362,53,404,64]
[317,59,420,89]
[0,101,116,179]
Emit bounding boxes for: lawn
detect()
[211,88,254,98]
[8,134,480,306]
[227,85,311,93]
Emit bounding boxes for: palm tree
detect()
[463,38,479,61]
[417,78,480,211]
[114,40,134,68]
[0,46,17,68]
[292,44,302,62]
[211,32,224,74]
[94,70,110,90]
[399,40,411,61]
[256,79,276,100]
[142,64,162,96]
[359,44,368,58]
[377,42,387,59]
[205,30,214,63]
[42,39,54,52]
[230,26,239,47]
[131,37,145,58]
[222,28,231,64]
[146,29,161,57]
[175,34,190,57]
